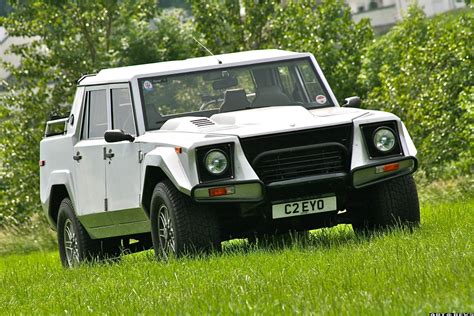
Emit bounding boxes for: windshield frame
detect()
[137,57,335,131]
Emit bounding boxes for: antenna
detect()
[192,36,222,64]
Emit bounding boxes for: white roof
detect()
[80,49,308,86]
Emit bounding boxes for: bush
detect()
[0,1,194,226]
[359,6,473,177]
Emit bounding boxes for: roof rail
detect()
[77,73,97,84]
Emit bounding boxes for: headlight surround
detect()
[204,150,229,175]
[360,121,403,159]
[373,128,396,152]
[196,143,234,182]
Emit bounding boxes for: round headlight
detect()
[373,128,396,152]
[204,150,228,175]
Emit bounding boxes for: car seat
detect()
[219,89,251,113]
[252,85,291,107]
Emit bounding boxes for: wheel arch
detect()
[141,166,170,218]
[48,184,71,229]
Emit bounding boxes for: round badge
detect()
[315,95,327,104]
[143,80,153,91]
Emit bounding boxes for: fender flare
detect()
[42,170,76,228]
[140,147,193,217]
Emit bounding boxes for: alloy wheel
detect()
[157,204,175,259]
[63,219,80,267]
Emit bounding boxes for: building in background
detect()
[0,26,35,83]
[348,0,467,33]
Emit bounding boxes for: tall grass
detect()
[0,199,472,314]
[2,175,471,256]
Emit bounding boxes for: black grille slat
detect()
[263,169,343,182]
[259,159,342,171]
[259,154,342,168]
[239,125,352,184]
[259,150,342,165]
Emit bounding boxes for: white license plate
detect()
[272,196,337,219]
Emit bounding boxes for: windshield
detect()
[139,58,333,130]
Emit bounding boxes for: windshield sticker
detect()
[143,80,153,91]
[315,95,327,104]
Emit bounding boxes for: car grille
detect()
[239,125,352,184]
[253,144,346,183]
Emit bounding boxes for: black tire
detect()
[348,175,420,234]
[57,198,99,267]
[150,180,221,260]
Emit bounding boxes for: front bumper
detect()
[351,156,418,189]
[190,156,417,203]
[191,180,265,202]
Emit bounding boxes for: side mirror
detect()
[342,96,361,108]
[104,129,135,143]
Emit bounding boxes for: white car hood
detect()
[159,106,369,138]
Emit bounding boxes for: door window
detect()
[111,88,136,135]
[87,90,108,138]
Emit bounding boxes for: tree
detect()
[190,0,373,100]
[358,6,473,177]
[0,1,195,225]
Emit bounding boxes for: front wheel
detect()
[150,180,221,260]
[57,198,99,267]
[348,175,420,234]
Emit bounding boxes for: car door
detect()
[104,84,147,227]
[72,87,113,227]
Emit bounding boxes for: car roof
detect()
[79,49,309,86]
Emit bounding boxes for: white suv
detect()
[40,50,420,267]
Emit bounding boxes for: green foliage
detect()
[190,0,374,100]
[359,6,473,177]
[0,1,195,225]
[118,9,196,66]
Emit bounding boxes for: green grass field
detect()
[0,198,472,315]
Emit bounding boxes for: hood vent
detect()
[190,118,215,127]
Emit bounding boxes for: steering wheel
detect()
[199,99,220,111]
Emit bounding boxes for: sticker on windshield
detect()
[315,95,327,104]
[143,80,153,91]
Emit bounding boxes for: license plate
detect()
[272,196,337,219]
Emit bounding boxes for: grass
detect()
[0,198,472,315]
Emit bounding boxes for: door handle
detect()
[73,152,82,161]
[103,148,115,160]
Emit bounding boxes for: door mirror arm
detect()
[104,129,135,143]
[342,96,361,108]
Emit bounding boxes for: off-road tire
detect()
[57,198,100,267]
[150,180,221,260]
[349,174,420,234]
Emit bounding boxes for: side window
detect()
[111,88,136,135]
[88,90,108,138]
